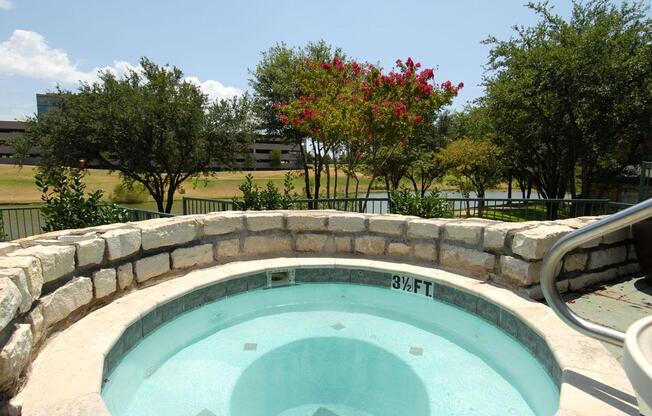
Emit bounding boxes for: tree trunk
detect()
[298,140,312,201]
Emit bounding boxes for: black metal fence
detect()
[181,195,620,221]
[0,205,173,241]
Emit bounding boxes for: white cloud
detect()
[184,76,242,101]
[0,0,13,11]
[0,29,241,101]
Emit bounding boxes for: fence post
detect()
[182,197,188,216]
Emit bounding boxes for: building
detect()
[247,135,300,170]
[36,94,63,116]
[0,121,38,165]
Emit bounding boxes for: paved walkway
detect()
[564,274,652,359]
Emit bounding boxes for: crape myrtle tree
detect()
[277,56,461,204]
[249,41,341,202]
[484,0,652,216]
[26,58,252,213]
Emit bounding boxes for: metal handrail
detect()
[540,198,652,346]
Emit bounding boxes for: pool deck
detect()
[564,273,652,359]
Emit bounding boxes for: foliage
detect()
[109,181,149,204]
[437,137,503,198]
[250,41,340,200]
[35,168,128,232]
[232,171,297,210]
[277,55,460,200]
[26,57,253,213]
[483,0,652,201]
[389,188,452,218]
[269,148,282,168]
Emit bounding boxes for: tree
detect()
[249,41,341,201]
[278,56,460,204]
[438,137,503,214]
[26,57,251,213]
[484,1,652,207]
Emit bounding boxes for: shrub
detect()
[269,148,282,168]
[389,188,452,218]
[109,182,149,204]
[35,168,129,232]
[233,172,297,210]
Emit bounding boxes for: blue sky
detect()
[1,0,650,120]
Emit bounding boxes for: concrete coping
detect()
[12,257,636,416]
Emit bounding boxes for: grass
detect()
[0,165,425,204]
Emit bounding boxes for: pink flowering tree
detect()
[278,56,461,201]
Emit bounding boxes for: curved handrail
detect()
[540,198,652,346]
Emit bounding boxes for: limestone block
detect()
[387,242,411,257]
[0,269,31,313]
[587,246,627,270]
[443,221,486,245]
[171,244,213,269]
[500,256,542,286]
[569,268,618,291]
[0,243,19,256]
[563,252,588,273]
[215,238,240,260]
[523,280,570,300]
[413,243,437,262]
[134,253,170,283]
[601,226,631,245]
[286,212,328,231]
[137,217,199,250]
[242,235,292,255]
[483,222,531,251]
[92,268,117,298]
[618,262,640,277]
[440,244,496,276]
[407,219,449,240]
[102,228,141,261]
[332,236,352,253]
[295,234,329,252]
[40,277,93,327]
[245,212,284,232]
[27,306,44,343]
[75,238,105,267]
[511,225,573,260]
[0,256,43,300]
[9,245,75,283]
[327,213,365,233]
[202,212,244,235]
[354,236,386,256]
[368,215,405,236]
[116,263,134,290]
[0,278,21,332]
[0,324,33,391]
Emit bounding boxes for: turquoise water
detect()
[102,284,559,416]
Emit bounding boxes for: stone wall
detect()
[0,211,640,398]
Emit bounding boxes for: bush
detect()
[233,172,297,210]
[269,148,282,168]
[35,168,129,232]
[389,188,452,218]
[109,182,149,204]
